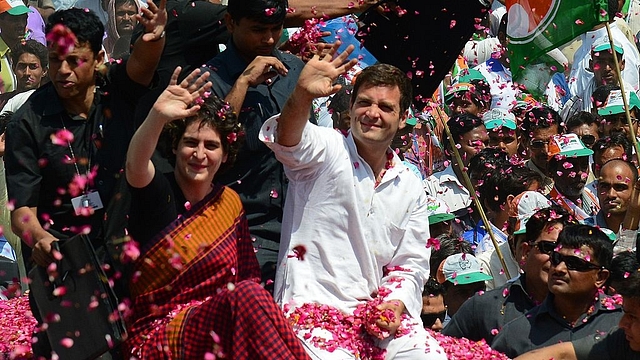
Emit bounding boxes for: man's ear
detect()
[505,194,516,214]
[96,49,105,67]
[588,58,594,71]
[225,13,234,33]
[595,268,610,288]
[399,110,408,128]
[518,241,532,266]
[620,58,625,71]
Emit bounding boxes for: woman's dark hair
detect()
[164,95,244,175]
[227,0,287,25]
[524,205,576,245]
[556,224,614,270]
[46,8,105,54]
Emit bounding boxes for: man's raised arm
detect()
[126,0,167,86]
[276,42,357,147]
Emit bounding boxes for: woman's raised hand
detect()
[152,67,213,123]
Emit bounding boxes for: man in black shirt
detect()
[5,4,166,268]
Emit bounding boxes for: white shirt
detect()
[0,90,35,114]
[475,221,508,255]
[477,240,520,290]
[568,23,640,108]
[261,117,431,319]
[423,165,471,213]
[475,58,521,110]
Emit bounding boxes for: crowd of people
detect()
[0,0,640,358]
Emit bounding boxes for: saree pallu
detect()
[123,185,309,359]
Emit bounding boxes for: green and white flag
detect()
[506,0,609,79]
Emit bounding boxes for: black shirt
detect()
[491,292,623,358]
[442,275,537,345]
[204,41,305,266]
[573,326,640,360]
[128,169,186,248]
[5,59,150,246]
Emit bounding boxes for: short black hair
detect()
[328,83,353,114]
[592,84,619,110]
[11,39,48,69]
[525,205,577,244]
[423,277,445,297]
[443,113,485,154]
[556,224,614,270]
[616,253,640,299]
[519,104,561,139]
[566,111,598,132]
[608,251,639,290]
[468,147,510,182]
[429,233,474,278]
[227,0,287,24]
[480,165,542,212]
[46,8,105,54]
[592,133,633,164]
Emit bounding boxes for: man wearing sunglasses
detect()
[521,105,561,195]
[442,205,575,346]
[491,225,621,358]
[515,261,640,360]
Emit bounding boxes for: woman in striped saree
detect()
[122,67,309,359]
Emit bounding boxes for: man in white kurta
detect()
[568,22,640,109]
[260,45,445,359]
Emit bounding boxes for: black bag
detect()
[28,234,126,360]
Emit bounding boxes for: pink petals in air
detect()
[50,129,74,146]
[46,24,77,57]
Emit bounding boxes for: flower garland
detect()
[0,296,37,358]
[1,294,513,360]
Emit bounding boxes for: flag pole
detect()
[432,100,512,280]
[604,23,640,158]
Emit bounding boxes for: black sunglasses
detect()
[550,251,603,272]
[529,139,550,149]
[421,310,447,327]
[579,134,596,147]
[533,241,557,255]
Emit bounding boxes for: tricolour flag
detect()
[506,0,609,79]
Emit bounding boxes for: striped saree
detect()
[123,185,309,359]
